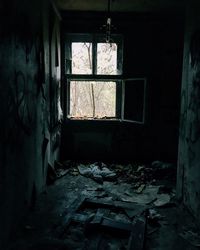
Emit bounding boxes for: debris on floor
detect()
[77,162,117,183]
[61,196,148,250]
[179,228,200,247]
[46,161,70,185]
[47,159,176,187]
[9,160,200,250]
[153,194,171,207]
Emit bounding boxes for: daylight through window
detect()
[64,33,146,123]
[70,81,116,118]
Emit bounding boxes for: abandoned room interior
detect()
[1,0,200,249]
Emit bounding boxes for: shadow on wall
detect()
[73,132,112,159]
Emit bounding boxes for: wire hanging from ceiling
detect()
[101,0,115,44]
[106,0,112,43]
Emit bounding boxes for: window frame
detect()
[64,33,123,76]
[66,78,122,120]
[122,78,147,124]
[63,33,147,124]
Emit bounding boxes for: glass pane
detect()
[97,43,117,75]
[70,81,116,118]
[72,42,92,74]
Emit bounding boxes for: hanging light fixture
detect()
[105,0,112,43]
[101,0,115,44]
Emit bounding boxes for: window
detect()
[65,34,123,75]
[70,42,118,75]
[71,42,93,74]
[64,33,146,123]
[69,81,116,119]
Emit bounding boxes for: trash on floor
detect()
[179,229,200,247]
[78,162,117,183]
[9,159,200,250]
[62,197,147,250]
[153,194,171,207]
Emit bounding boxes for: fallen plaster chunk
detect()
[128,214,147,250]
[153,194,171,207]
[122,185,160,205]
[124,204,146,219]
[81,189,108,198]
[148,209,165,220]
[103,182,160,205]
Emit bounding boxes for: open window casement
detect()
[66,78,147,123]
[63,33,147,123]
[121,78,146,124]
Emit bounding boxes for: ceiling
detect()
[54,0,185,12]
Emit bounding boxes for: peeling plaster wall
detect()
[177,0,200,223]
[0,0,61,248]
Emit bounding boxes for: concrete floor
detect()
[7,163,200,250]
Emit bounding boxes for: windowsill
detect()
[67,117,119,121]
[66,117,145,125]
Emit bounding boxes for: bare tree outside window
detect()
[72,42,92,74]
[70,81,116,118]
[70,42,117,119]
[97,43,117,75]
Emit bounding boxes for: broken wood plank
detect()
[85,198,143,210]
[128,214,147,250]
[86,216,133,236]
[62,196,86,227]
[55,196,86,238]
[124,204,146,219]
[101,217,133,232]
[72,213,88,223]
[90,208,110,225]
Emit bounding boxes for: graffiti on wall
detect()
[14,70,35,135]
[0,12,47,149]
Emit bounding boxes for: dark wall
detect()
[177,0,200,224]
[60,11,184,163]
[0,0,61,248]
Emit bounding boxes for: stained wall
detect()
[0,0,61,248]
